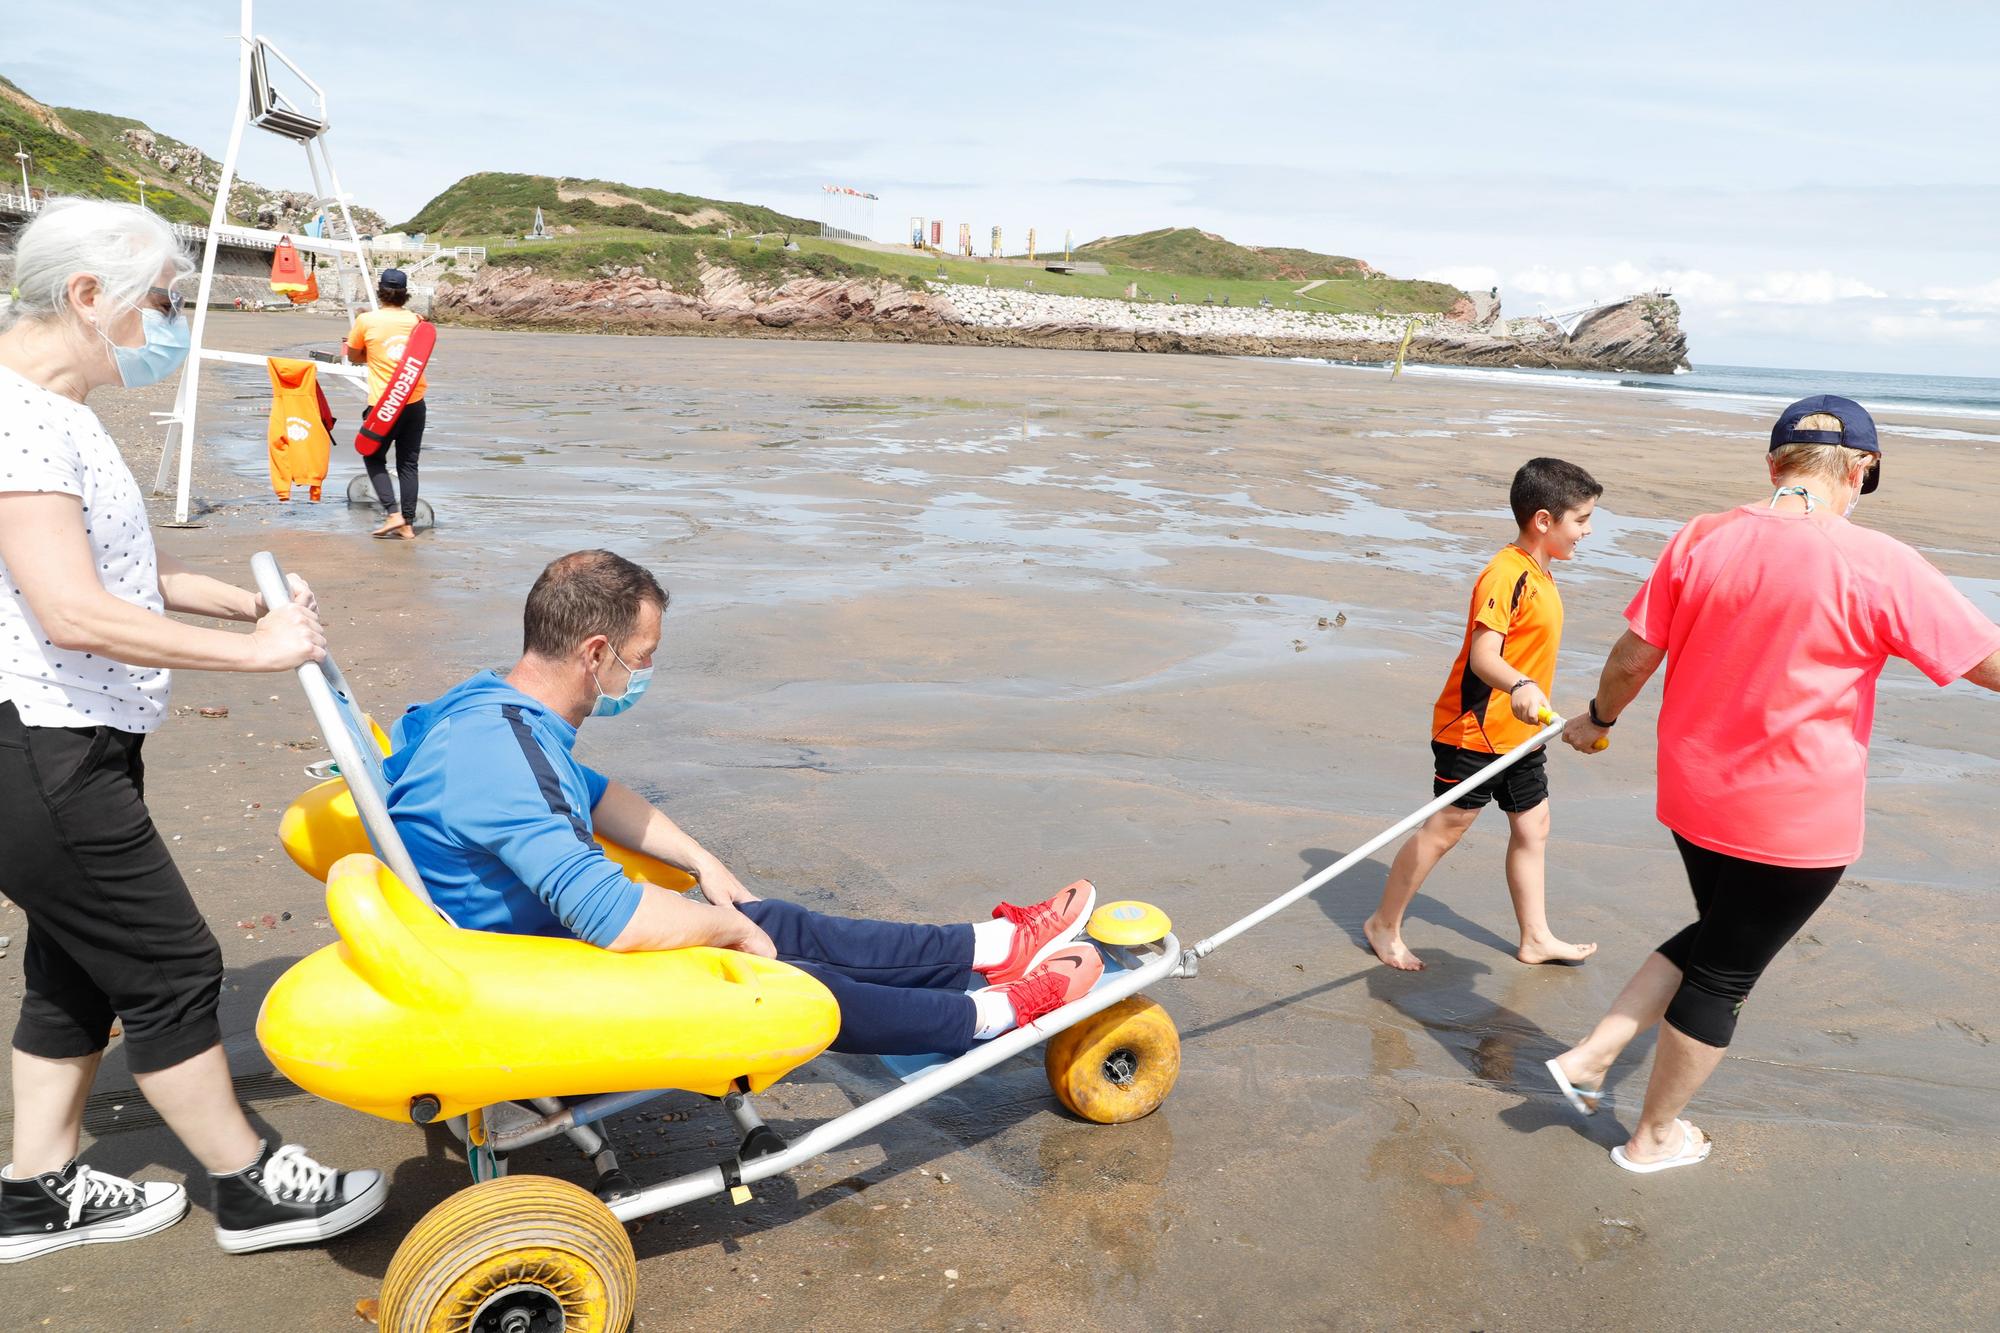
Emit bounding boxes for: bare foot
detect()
[1518,934,1597,965]
[1364,916,1425,971]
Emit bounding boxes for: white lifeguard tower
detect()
[153,0,381,524]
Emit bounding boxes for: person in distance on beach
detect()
[1363,457,1602,972]
[1546,396,2000,1172]
[0,200,384,1262]
[346,267,428,540]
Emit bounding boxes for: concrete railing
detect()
[0,190,484,265]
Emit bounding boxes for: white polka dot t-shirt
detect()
[0,362,170,733]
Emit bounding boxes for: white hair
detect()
[1,198,194,332]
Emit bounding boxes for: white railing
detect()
[3,190,482,266]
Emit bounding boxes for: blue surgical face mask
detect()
[96,307,191,388]
[590,645,653,718]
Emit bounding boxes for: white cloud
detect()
[1865,311,1992,342]
[1742,271,1887,304]
[1917,278,2000,310]
[1419,265,1502,293]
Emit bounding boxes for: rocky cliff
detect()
[116,128,388,238]
[435,264,1691,373]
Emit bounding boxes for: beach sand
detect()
[5,314,1996,1330]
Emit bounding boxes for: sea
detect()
[1370,362,2000,421]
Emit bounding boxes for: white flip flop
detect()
[1544,1057,1605,1116]
[1610,1120,1712,1174]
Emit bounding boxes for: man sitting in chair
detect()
[382,550,1101,1056]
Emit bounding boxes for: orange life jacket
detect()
[266,358,337,500]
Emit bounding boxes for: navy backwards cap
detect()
[1770,393,1881,494]
[377,267,409,290]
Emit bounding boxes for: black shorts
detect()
[0,701,224,1073]
[1431,740,1548,813]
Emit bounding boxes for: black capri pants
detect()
[0,701,225,1074]
[1658,833,1844,1048]
[363,395,425,525]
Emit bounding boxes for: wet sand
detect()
[5,314,1997,1330]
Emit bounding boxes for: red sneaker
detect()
[980,879,1097,985]
[980,945,1104,1029]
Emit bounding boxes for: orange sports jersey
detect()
[1430,544,1563,754]
[345,307,428,406]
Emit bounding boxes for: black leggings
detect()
[0,702,225,1073]
[364,396,425,524]
[1657,833,1844,1048]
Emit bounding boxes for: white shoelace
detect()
[261,1144,338,1204]
[63,1165,140,1227]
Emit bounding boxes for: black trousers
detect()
[1657,833,1844,1048]
[363,396,425,524]
[0,701,224,1073]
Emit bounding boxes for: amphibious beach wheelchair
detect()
[250,554,1188,1331]
[252,548,1566,1331]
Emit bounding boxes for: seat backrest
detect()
[252,551,439,910]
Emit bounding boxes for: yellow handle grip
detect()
[1537,706,1556,725]
[1594,737,1610,751]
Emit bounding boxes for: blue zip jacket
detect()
[382,670,641,947]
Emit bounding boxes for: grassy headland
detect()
[418,174,1465,315]
[0,76,211,223]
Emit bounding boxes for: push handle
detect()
[1537,705,1609,751]
[251,551,437,908]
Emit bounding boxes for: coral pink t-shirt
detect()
[1626,504,2000,868]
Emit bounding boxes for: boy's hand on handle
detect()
[248,601,327,670]
[1562,714,1611,754]
[1509,680,1551,724]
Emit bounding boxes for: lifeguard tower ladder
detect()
[154,0,380,524]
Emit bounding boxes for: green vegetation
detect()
[396,172,816,241]
[0,78,209,223]
[1077,228,1366,281]
[471,230,892,295]
[472,227,1461,315]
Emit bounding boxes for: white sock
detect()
[971,988,1017,1040]
[970,917,1015,971]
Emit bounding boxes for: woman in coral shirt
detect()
[1545,396,2000,1173]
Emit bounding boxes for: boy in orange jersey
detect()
[1364,457,1603,971]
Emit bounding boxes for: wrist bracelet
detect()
[1507,678,1535,694]
[1588,696,1617,728]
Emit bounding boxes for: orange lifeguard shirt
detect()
[1430,544,1563,754]
[345,307,428,406]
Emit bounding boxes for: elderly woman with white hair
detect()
[0,200,384,1261]
[1546,396,2000,1173]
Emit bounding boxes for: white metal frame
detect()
[155,0,381,523]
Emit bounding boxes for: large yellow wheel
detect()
[1044,995,1180,1124]
[378,1176,635,1333]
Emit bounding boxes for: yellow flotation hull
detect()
[257,854,839,1123]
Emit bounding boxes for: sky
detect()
[7,1,1997,374]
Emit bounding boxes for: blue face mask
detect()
[97,307,191,388]
[590,645,653,718]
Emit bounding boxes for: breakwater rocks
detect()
[434,265,1691,373]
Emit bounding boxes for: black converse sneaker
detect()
[0,1159,189,1263]
[211,1140,386,1254]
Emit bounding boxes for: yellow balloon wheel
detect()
[378,1175,636,1333]
[1044,995,1181,1125]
